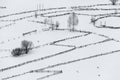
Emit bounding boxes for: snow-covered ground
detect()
[1,29,120,80]
[1,0,120,80]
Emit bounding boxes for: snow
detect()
[56,34,106,47]
[95,16,120,28]
[1,0,120,80]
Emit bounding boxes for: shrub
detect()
[11,40,33,57]
[11,48,23,57]
[110,0,119,5]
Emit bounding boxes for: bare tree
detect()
[55,21,60,30]
[44,18,48,26]
[110,0,119,5]
[91,16,96,26]
[50,18,54,30]
[35,4,39,18]
[68,12,79,31]
[35,11,38,18]
[102,21,107,27]
[21,40,33,54]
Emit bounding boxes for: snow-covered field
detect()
[1,0,120,80]
[1,28,120,80]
